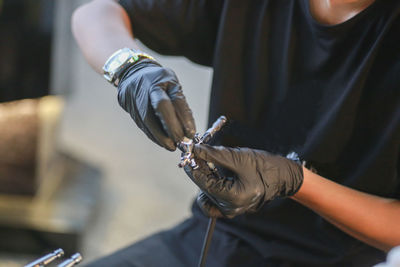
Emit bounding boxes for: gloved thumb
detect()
[193,144,239,171]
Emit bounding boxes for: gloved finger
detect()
[193,144,240,171]
[117,85,176,151]
[183,163,218,193]
[184,163,235,201]
[141,111,176,151]
[183,163,208,187]
[197,191,225,218]
[167,83,196,138]
[150,87,184,143]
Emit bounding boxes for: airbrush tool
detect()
[178,115,227,169]
[178,115,227,267]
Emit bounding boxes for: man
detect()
[72,0,400,266]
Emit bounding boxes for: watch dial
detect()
[106,50,130,71]
[117,51,130,64]
[109,60,121,70]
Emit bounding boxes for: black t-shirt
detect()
[119,0,400,265]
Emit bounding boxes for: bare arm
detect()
[292,167,400,252]
[189,145,400,252]
[71,0,140,73]
[71,0,196,151]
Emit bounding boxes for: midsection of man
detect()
[72,0,400,265]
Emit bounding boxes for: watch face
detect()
[105,49,132,72]
[103,48,148,86]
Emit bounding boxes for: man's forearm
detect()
[72,0,140,73]
[292,167,400,252]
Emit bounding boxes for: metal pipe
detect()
[24,248,64,267]
[57,253,83,267]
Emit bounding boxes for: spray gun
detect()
[177,115,227,267]
[178,116,227,169]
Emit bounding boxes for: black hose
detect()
[198,217,217,267]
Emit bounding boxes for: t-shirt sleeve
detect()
[118,0,224,66]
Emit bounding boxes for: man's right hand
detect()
[117,59,196,151]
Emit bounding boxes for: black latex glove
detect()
[117,60,196,151]
[184,145,304,218]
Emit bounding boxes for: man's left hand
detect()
[184,145,304,218]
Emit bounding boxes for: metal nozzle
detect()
[198,116,227,145]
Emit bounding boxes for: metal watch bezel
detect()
[102,48,136,86]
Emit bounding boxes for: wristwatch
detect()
[103,47,155,87]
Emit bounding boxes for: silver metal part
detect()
[57,253,83,267]
[178,137,197,168]
[178,116,227,169]
[25,248,64,267]
[198,116,227,145]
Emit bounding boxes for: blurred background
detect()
[0,0,212,265]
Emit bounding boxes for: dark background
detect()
[0,0,55,102]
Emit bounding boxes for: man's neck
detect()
[308,0,376,25]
